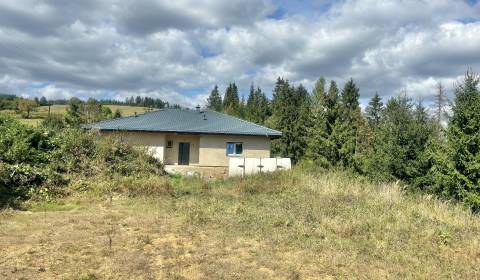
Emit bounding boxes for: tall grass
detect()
[1,168,479,279]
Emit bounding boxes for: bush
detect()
[0,114,165,207]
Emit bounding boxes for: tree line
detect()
[206,72,480,211]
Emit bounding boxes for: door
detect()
[178,142,190,165]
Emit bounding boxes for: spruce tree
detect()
[257,88,270,124]
[245,83,258,122]
[360,95,434,183]
[365,92,384,128]
[434,82,448,125]
[333,78,361,167]
[206,85,222,111]
[306,80,341,166]
[292,84,312,162]
[269,78,311,163]
[246,84,270,124]
[430,71,480,210]
[223,83,240,115]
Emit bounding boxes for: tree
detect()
[365,92,384,128]
[223,83,240,115]
[206,85,222,111]
[332,78,362,167]
[17,99,38,119]
[430,71,480,210]
[245,84,270,124]
[39,96,48,106]
[306,80,342,166]
[434,82,448,125]
[113,109,122,119]
[269,78,311,163]
[359,95,434,184]
[311,76,326,110]
[65,97,85,127]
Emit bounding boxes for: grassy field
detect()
[0,105,153,126]
[1,169,479,279]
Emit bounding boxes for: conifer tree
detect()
[434,82,448,125]
[359,95,434,183]
[206,85,222,111]
[430,71,480,210]
[245,83,257,121]
[269,78,311,163]
[246,84,270,124]
[223,82,240,115]
[365,92,384,128]
[333,78,362,167]
[306,79,341,166]
[291,84,312,161]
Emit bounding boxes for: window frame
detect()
[166,140,173,148]
[226,142,243,156]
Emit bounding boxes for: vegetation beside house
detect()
[0,115,164,207]
[206,71,480,211]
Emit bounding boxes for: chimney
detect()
[203,113,207,120]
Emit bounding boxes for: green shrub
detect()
[0,114,165,207]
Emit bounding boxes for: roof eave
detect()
[91,127,282,138]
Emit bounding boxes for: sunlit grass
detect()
[0,105,152,127]
[1,169,479,279]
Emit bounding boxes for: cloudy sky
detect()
[0,0,479,108]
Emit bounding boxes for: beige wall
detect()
[199,135,271,166]
[98,131,271,167]
[164,135,200,165]
[99,131,166,160]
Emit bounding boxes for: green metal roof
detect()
[85,109,282,138]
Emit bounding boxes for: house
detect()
[85,108,281,174]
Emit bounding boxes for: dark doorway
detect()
[178,142,190,165]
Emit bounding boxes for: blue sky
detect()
[0,0,479,107]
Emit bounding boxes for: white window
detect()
[226,142,243,156]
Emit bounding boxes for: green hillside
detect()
[0,104,152,126]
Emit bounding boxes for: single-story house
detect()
[85,108,282,168]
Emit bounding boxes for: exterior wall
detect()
[164,135,200,165]
[199,135,271,167]
[98,131,272,167]
[99,131,166,161]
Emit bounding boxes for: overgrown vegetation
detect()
[1,168,479,279]
[0,115,164,207]
[205,70,480,211]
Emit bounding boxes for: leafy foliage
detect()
[0,114,164,207]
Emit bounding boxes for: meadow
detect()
[1,169,479,279]
[0,104,152,126]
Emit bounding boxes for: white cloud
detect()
[0,0,479,107]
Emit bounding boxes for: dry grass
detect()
[1,169,479,279]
